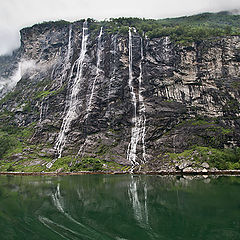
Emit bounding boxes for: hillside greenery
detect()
[31,11,240,45]
[93,11,240,44]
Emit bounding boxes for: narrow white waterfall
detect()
[55,21,88,158]
[127,28,147,168]
[138,38,147,163]
[85,27,103,119]
[39,85,49,123]
[127,28,138,167]
[66,25,73,64]
[107,35,117,109]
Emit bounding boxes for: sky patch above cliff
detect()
[0,0,240,55]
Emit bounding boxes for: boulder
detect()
[201,162,210,169]
[176,160,192,170]
[183,167,194,173]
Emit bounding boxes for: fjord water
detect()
[0,175,240,240]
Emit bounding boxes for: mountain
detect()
[0,12,240,172]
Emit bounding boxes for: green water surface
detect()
[0,175,239,240]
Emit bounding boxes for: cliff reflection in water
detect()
[0,175,240,240]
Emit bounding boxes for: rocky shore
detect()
[1,170,240,176]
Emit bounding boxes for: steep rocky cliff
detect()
[0,17,239,172]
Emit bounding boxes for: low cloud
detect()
[0,59,37,96]
[0,28,20,56]
[0,0,240,56]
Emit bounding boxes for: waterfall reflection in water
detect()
[0,175,240,240]
[128,176,149,227]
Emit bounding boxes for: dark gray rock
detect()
[0,20,239,170]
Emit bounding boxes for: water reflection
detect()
[50,183,112,240]
[128,176,149,226]
[0,175,240,240]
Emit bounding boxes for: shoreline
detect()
[1,170,240,176]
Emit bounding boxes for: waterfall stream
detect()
[138,37,147,163]
[85,27,103,119]
[39,85,49,123]
[55,21,88,158]
[127,28,147,169]
[107,34,117,113]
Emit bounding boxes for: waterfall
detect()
[85,27,103,119]
[127,28,138,167]
[55,20,88,158]
[138,38,147,163]
[107,34,117,111]
[127,28,147,168]
[39,86,49,123]
[39,100,49,123]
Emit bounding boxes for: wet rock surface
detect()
[0,20,239,171]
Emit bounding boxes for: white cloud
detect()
[0,0,240,56]
[0,59,37,95]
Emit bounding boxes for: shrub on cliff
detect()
[70,157,103,172]
[0,135,16,158]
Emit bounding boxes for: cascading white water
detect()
[138,38,147,163]
[107,35,117,111]
[127,28,138,167]
[39,85,49,123]
[76,27,103,158]
[85,27,103,119]
[55,21,88,158]
[127,28,147,168]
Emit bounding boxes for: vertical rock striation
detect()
[0,19,239,170]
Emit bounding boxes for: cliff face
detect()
[0,20,240,171]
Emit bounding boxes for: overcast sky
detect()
[1,0,240,56]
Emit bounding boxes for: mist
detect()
[0,0,240,56]
[0,59,37,97]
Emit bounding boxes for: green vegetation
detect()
[30,12,240,45]
[69,157,123,172]
[0,90,21,106]
[87,11,240,45]
[207,126,232,135]
[71,157,103,171]
[0,110,36,159]
[0,135,17,158]
[35,90,56,99]
[167,146,240,170]
[191,119,214,126]
[24,20,71,31]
